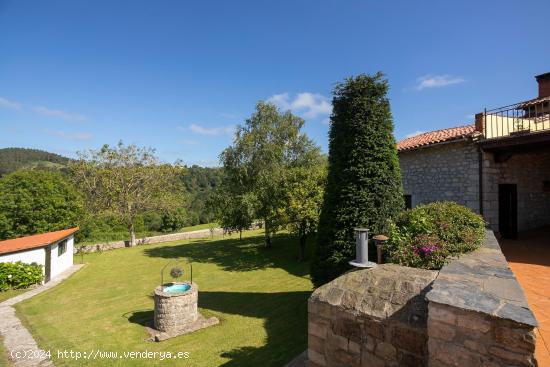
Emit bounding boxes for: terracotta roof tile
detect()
[397,125,476,152]
[0,227,78,255]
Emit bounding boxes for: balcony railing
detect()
[480,98,550,140]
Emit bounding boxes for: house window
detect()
[58,240,67,256]
[404,195,412,209]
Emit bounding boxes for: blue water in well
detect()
[163,283,191,293]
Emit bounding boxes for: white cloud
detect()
[267,92,332,119]
[404,130,426,139]
[179,123,235,136]
[321,118,330,125]
[0,97,22,110]
[33,106,87,123]
[414,75,465,91]
[45,130,92,141]
[267,93,291,110]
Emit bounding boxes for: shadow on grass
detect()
[143,233,311,278]
[123,291,310,367]
[200,290,310,366]
[124,310,154,327]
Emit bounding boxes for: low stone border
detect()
[74,228,225,254]
[145,314,220,342]
[0,265,85,367]
[75,223,262,254]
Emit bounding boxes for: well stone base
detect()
[146,313,219,342]
[150,282,219,342]
[154,282,198,332]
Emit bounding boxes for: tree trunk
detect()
[264,220,272,248]
[239,230,243,240]
[129,224,136,247]
[299,234,307,262]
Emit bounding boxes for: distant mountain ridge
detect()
[0,147,71,177]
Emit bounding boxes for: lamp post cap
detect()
[354,227,369,232]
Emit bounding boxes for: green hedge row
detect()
[0,261,43,291]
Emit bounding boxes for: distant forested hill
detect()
[0,147,223,234]
[0,148,71,176]
[182,165,223,224]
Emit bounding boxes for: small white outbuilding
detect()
[0,227,78,283]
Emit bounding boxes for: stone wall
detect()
[75,227,241,254]
[308,264,438,367]
[399,140,480,213]
[307,230,538,366]
[426,230,538,366]
[482,149,550,232]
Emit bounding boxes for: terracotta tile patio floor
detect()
[500,227,550,367]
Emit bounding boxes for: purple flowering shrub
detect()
[385,202,485,269]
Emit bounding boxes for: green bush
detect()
[160,208,188,232]
[385,202,485,269]
[0,261,43,291]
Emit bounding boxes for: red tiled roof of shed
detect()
[397,125,476,152]
[0,227,78,255]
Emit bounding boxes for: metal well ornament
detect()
[349,227,377,268]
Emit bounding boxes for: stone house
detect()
[398,72,550,238]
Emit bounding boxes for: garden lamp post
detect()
[349,227,377,268]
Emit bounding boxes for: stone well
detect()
[153,282,198,333]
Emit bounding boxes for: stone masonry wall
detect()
[308,231,538,366]
[399,140,480,213]
[428,303,536,367]
[426,230,538,366]
[74,223,262,254]
[75,228,225,253]
[308,264,438,367]
[482,149,550,232]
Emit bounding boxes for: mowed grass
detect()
[15,229,313,367]
[0,288,28,303]
[0,335,10,366]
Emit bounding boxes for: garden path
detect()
[0,264,84,367]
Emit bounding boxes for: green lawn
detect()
[0,288,28,303]
[0,335,10,366]
[15,229,313,367]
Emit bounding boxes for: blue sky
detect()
[1,0,549,166]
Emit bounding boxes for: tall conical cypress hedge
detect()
[311,73,404,287]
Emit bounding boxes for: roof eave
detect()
[397,136,472,153]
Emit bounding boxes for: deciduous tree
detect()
[220,101,321,247]
[70,142,185,246]
[282,158,327,261]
